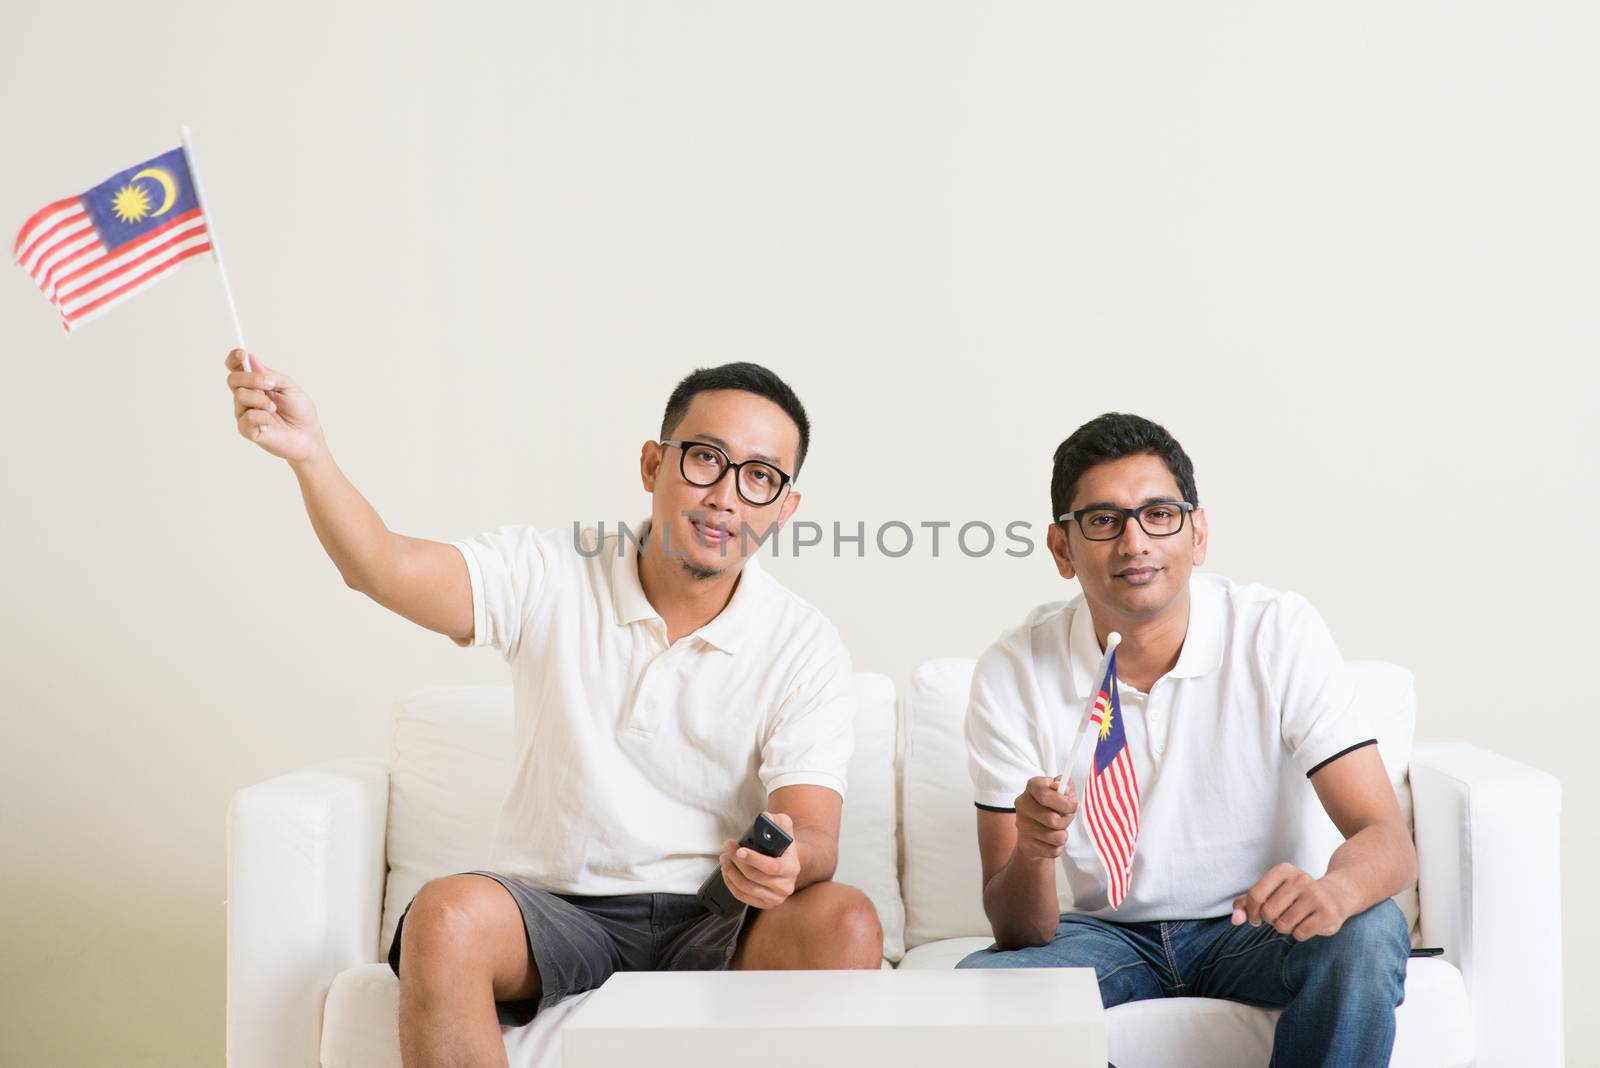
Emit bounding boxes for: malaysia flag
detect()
[14,146,212,333]
[1081,647,1141,908]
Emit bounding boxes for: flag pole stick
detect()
[180,126,250,371]
[1057,631,1121,797]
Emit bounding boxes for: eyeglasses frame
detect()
[658,439,795,507]
[1055,500,1196,541]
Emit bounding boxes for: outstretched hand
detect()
[225,349,324,464]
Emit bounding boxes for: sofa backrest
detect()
[899,658,1420,951]
[378,673,906,963]
[376,659,1419,967]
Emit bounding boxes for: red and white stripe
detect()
[1083,692,1141,909]
[14,196,211,333]
[1088,690,1110,729]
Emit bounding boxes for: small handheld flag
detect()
[1059,630,1121,790]
[1072,643,1142,909]
[15,143,217,334]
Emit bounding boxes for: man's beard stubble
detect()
[679,558,725,581]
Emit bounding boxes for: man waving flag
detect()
[15,146,212,333]
[1081,646,1141,908]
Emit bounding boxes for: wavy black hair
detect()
[1050,413,1198,523]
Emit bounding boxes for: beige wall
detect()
[2,2,1594,1064]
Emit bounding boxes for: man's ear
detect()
[1190,506,1208,567]
[776,489,801,529]
[640,440,663,492]
[1047,522,1076,580]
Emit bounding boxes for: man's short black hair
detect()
[1050,413,1198,522]
[660,362,811,475]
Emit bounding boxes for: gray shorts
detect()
[387,871,751,1026]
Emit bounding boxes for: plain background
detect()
[2,2,1595,1064]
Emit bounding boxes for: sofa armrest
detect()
[1409,742,1563,1067]
[226,759,389,1068]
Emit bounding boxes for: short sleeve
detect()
[1265,592,1372,777]
[965,633,1046,811]
[759,628,855,799]
[449,525,562,658]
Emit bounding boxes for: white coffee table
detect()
[562,968,1106,1067]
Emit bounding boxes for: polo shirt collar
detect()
[610,518,765,654]
[1067,575,1224,692]
[611,520,660,626]
[694,555,764,654]
[1167,576,1224,679]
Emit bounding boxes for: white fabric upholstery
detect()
[379,687,513,958]
[895,935,992,970]
[226,760,388,1068]
[831,673,907,961]
[226,659,1562,1068]
[1411,742,1565,1066]
[900,658,990,949]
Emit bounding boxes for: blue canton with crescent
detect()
[81,147,200,253]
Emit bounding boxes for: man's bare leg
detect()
[733,881,883,969]
[397,874,542,1068]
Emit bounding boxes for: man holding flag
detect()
[957,413,1416,1068]
[223,351,883,1066]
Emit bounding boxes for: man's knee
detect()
[397,875,538,999]
[402,878,492,956]
[741,881,883,969]
[825,884,884,966]
[1303,899,1409,1000]
[1331,901,1408,963]
[800,882,883,967]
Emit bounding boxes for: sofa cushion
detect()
[832,673,906,960]
[900,659,992,949]
[379,674,905,963]
[896,939,1469,1068]
[895,934,993,970]
[899,658,1420,951]
[380,686,513,957]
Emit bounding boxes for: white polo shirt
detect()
[965,573,1376,923]
[451,521,854,896]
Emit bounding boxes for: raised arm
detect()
[225,348,474,643]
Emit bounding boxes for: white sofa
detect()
[226,660,1563,1067]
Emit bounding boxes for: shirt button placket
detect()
[631,638,669,735]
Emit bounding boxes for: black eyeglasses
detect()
[659,440,794,507]
[1056,501,1195,541]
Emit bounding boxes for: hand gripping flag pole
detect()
[181,127,251,371]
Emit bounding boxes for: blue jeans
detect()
[956,899,1409,1068]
